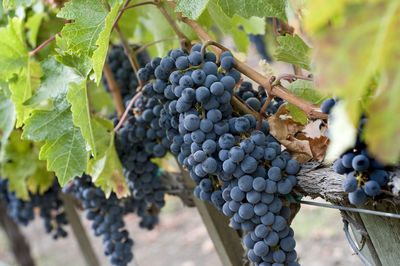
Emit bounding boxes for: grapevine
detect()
[0,1,399,266]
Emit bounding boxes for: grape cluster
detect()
[136,44,301,265]
[102,45,150,104]
[235,81,284,114]
[0,177,68,239]
[65,175,134,266]
[321,98,389,205]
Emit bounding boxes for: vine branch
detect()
[29,33,59,56]
[114,91,142,132]
[103,61,125,118]
[134,37,177,54]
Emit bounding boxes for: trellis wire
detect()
[297,200,400,219]
[343,220,373,266]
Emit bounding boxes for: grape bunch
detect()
[64,175,134,266]
[321,98,390,205]
[135,44,301,265]
[235,81,284,114]
[102,45,150,104]
[0,176,68,239]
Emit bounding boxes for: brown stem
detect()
[292,65,303,76]
[272,18,280,36]
[114,91,142,132]
[119,1,159,12]
[103,61,125,118]
[276,74,313,83]
[279,19,295,36]
[158,1,191,51]
[134,37,177,54]
[257,95,274,130]
[200,40,229,58]
[29,33,59,56]
[168,0,327,120]
[111,0,132,31]
[114,25,143,87]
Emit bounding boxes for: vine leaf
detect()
[57,0,123,81]
[26,13,44,47]
[23,95,74,141]
[92,0,122,84]
[0,17,41,127]
[267,106,313,162]
[0,18,27,80]
[26,162,55,195]
[310,1,400,163]
[0,92,15,144]
[39,126,88,186]
[174,0,209,19]
[217,0,287,21]
[87,81,114,116]
[67,80,97,157]
[285,80,324,124]
[22,60,88,186]
[24,57,82,106]
[0,131,38,200]
[275,34,311,71]
[87,117,129,198]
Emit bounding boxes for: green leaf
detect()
[365,72,400,164]
[92,0,122,84]
[1,130,37,200]
[217,0,287,21]
[207,0,231,33]
[8,60,42,127]
[0,91,15,144]
[24,57,82,106]
[2,0,32,10]
[0,17,28,80]
[26,13,44,47]
[39,126,88,186]
[26,162,55,195]
[285,80,324,124]
[88,117,129,198]
[275,34,311,71]
[140,7,176,56]
[232,15,266,35]
[231,27,250,53]
[174,0,209,19]
[67,80,97,157]
[87,81,114,116]
[57,0,110,55]
[23,95,73,141]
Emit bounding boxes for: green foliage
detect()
[87,117,129,198]
[217,0,287,21]
[285,80,324,124]
[310,0,400,163]
[275,34,311,71]
[39,126,87,186]
[0,91,15,144]
[0,130,49,200]
[0,17,27,80]
[57,0,123,81]
[67,80,97,157]
[175,0,209,19]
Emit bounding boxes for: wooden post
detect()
[60,194,101,266]
[176,162,249,266]
[295,163,400,266]
[0,201,35,266]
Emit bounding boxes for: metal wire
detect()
[343,220,373,266]
[298,200,400,219]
